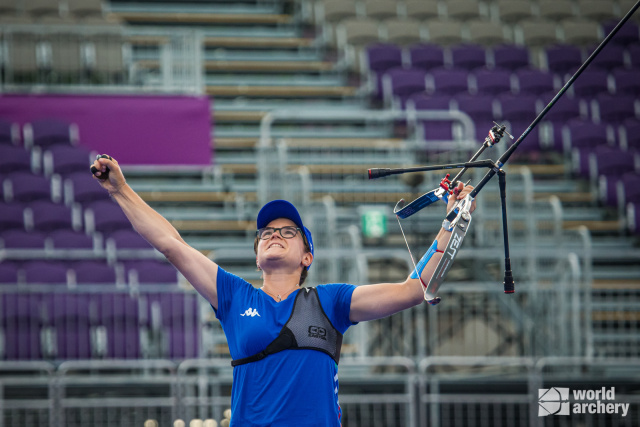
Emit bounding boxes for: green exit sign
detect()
[361,209,387,238]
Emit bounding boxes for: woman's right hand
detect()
[90,154,126,195]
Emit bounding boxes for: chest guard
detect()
[231,287,343,367]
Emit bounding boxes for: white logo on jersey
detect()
[241,307,260,317]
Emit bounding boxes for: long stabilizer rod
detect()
[470,0,640,198]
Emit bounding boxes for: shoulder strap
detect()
[231,328,296,367]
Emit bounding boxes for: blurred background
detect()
[1,0,640,425]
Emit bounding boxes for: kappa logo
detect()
[240,307,260,317]
[538,388,571,416]
[308,325,327,340]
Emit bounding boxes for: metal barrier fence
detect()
[2,357,639,427]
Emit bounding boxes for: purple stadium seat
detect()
[168,293,199,358]
[600,172,640,208]
[142,292,199,358]
[5,172,52,202]
[563,119,610,153]
[545,44,583,75]
[498,94,541,152]
[49,229,94,250]
[630,45,640,70]
[43,145,93,177]
[72,260,117,285]
[454,94,497,140]
[1,230,46,249]
[126,260,178,285]
[492,44,530,71]
[619,173,640,206]
[628,202,640,235]
[589,44,626,71]
[515,68,555,95]
[0,202,26,231]
[100,293,140,358]
[2,293,44,359]
[612,69,640,96]
[0,119,18,145]
[406,93,455,141]
[383,67,427,108]
[64,172,110,205]
[498,94,539,122]
[429,67,469,95]
[473,67,512,95]
[28,200,75,231]
[596,94,638,124]
[47,293,94,359]
[25,119,74,149]
[540,92,585,149]
[589,146,635,182]
[23,261,69,284]
[620,119,640,150]
[572,145,605,178]
[366,44,404,99]
[366,44,403,73]
[408,44,445,71]
[0,145,31,173]
[572,70,610,98]
[84,200,131,233]
[505,120,541,153]
[450,44,487,70]
[107,229,153,249]
[541,92,583,123]
[603,20,639,46]
[0,263,19,284]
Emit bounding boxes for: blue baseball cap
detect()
[257,199,314,269]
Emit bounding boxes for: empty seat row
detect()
[0,117,79,149]
[1,29,127,83]
[0,259,177,286]
[1,167,112,204]
[372,64,639,107]
[382,66,640,111]
[336,16,613,53]
[317,0,631,28]
[0,291,200,360]
[0,198,139,234]
[1,227,152,253]
[401,90,639,147]
[365,42,640,81]
[0,0,105,20]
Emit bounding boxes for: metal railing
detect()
[2,356,640,427]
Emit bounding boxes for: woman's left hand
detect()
[447,182,477,214]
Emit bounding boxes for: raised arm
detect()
[349,183,476,323]
[91,156,220,309]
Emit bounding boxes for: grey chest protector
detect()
[231,287,343,367]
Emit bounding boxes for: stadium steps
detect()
[137,59,335,73]
[112,12,292,25]
[127,35,315,49]
[205,85,356,98]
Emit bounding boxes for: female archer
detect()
[91,155,476,426]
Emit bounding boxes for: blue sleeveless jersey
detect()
[214,267,357,426]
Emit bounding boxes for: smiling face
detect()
[255,218,312,275]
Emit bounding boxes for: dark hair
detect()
[254,233,311,286]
